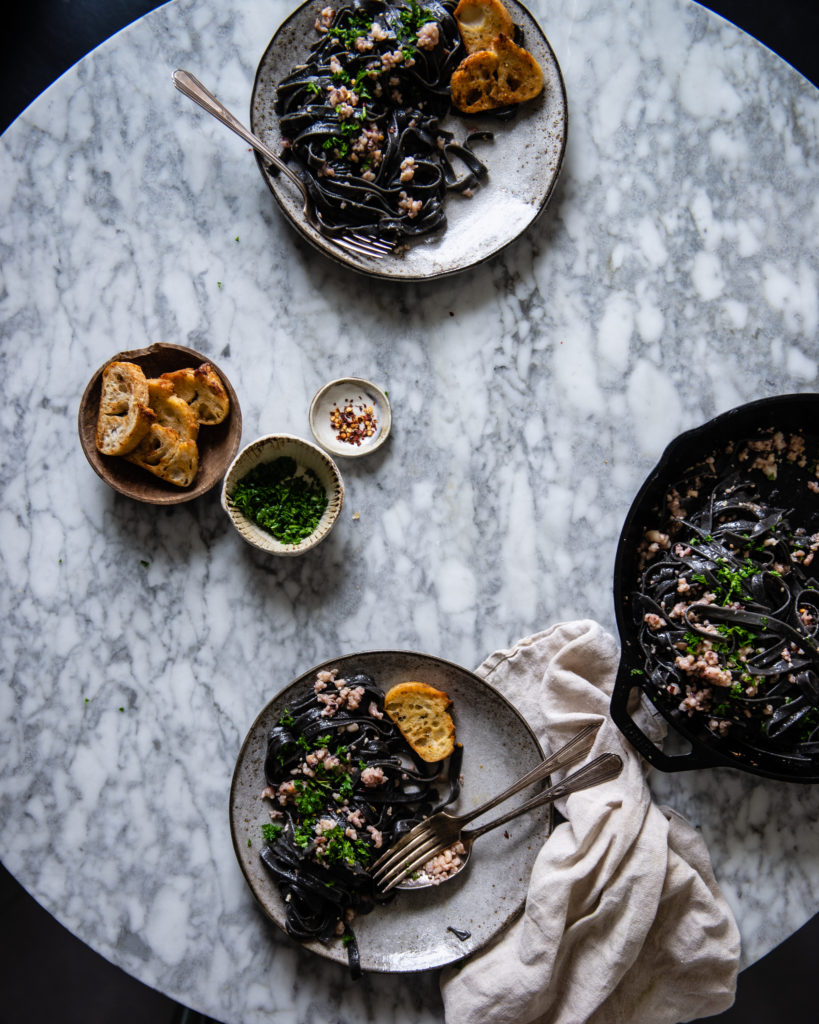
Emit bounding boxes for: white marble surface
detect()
[1,0,819,1020]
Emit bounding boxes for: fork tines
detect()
[335,233,396,259]
[371,826,448,892]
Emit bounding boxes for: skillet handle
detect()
[609,671,727,772]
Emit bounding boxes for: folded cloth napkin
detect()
[440,620,740,1024]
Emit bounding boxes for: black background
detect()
[1,2,818,1023]
[1,0,819,131]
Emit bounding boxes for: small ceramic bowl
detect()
[309,377,391,458]
[78,343,242,505]
[221,434,344,555]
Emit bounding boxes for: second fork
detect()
[371,722,601,889]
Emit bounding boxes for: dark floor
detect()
[2,1,819,1022]
[0,861,213,1024]
[3,857,819,1024]
[2,0,819,134]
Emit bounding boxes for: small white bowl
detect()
[221,434,344,555]
[309,377,391,458]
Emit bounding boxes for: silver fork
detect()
[172,70,394,260]
[371,723,597,888]
[372,750,623,892]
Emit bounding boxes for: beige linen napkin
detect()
[440,620,740,1024]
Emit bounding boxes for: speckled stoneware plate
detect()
[221,433,344,555]
[250,0,568,280]
[309,377,392,458]
[229,650,552,973]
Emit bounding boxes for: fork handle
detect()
[172,70,305,194]
[455,722,600,829]
[462,752,623,842]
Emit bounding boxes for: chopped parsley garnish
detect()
[330,11,373,49]
[288,776,370,864]
[261,823,283,843]
[336,774,355,800]
[398,0,434,39]
[288,741,360,820]
[320,824,373,867]
[711,558,758,603]
[799,710,819,742]
[294,778,328,816]
[352,66,373,93]
[294,823,314,848]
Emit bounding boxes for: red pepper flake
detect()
[329,398,378,446]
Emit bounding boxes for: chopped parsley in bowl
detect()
[221,434,344,555]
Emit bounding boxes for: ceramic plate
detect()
[221,433,344,555]
[229,650,551,972]
[309,377,392,458]
[250,0,567,280]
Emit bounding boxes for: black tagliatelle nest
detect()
[259,668,462,977]
[634,428,819,761]
[275,0,492,242]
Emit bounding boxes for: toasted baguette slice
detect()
[384,682,455,762]
[125,423,199,487]
[160,363,230,425]
[451,34,543,113]
[451,49,501,114]
[491,33,544,105]
[454,0,513,53]
[95,361,155,456]
[146,378,199,443]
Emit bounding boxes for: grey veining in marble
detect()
[1,0,819,1021]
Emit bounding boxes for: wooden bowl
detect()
[78,343,242,504]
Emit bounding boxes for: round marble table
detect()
[2,0,819,1021]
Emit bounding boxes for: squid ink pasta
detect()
[634,428,819,762]
[259,667,462,976]
[274,0,491,243]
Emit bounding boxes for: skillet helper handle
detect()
[463,752,623,842]
[609,669,726,771]
[456,722,600,829]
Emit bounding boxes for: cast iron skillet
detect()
[611,393,819,782]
